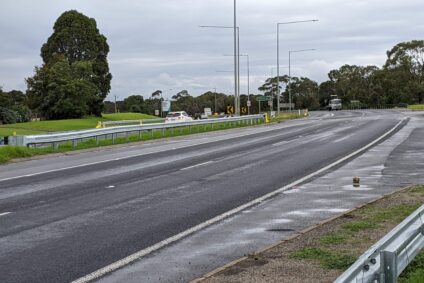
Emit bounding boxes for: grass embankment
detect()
[0,113,156,136]
[203,186,424,283]
[292,186,424,282]
[269,112,308,123]
[408,104,424,111]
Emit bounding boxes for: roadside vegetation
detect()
[0,112,156,136]
[408,104,424,111]
[203,185,424,283]
[269,111,308,123]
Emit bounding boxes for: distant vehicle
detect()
[165,111,193,123]
[194,113,208,120]
[328,98,342,111]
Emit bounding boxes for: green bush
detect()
[0,107,19,124]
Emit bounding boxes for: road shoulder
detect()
[195,185,424,283]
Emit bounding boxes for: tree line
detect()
[1,9,423,125]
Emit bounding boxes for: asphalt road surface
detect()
[0,110,406,283]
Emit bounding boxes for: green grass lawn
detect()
[408,104,424,110]
[0,113,156,136]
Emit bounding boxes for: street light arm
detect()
[276,18,318,116]
[277,19,319,25]
[289,48,316,54]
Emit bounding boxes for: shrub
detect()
[0,107,18,124]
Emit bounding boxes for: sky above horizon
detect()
[1,0,423,101]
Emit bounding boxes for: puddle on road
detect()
[342,184,375,191]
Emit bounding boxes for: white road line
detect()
[0,120,316,183]
[272,140,289,146]
[180,161,214,171]
[71,118,406,283]
[0,212,11,217]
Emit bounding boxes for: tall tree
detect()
[384,40,424,104]
[288,77,320,110]
[124,95,145,113]
[27,10,112,118]
[258,75,289,97]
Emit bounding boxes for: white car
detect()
[165,111,193,123]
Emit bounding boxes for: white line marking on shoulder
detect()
[0,212,11,217]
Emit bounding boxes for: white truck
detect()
[328,98,342,111]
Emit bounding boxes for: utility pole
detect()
[114,95,117,113]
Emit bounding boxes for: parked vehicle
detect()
[165,111,193,123]
[328,99,342,111]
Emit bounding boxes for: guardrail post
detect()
[125,132,129,142]
[112,134,116,144]
[380,251,397,283]
[72,139,77,149]
[96,136,100,146]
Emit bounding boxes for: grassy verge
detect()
[408,104,424,111]
[0,112,156,136]
[269,112,307,123]
[0,120,262,164]
[203,185,424,283]
[291,186,424,277]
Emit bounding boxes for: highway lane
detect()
[0,110,406,283]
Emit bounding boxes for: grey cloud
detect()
[0,0,423,100]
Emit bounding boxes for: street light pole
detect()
[288,49,315,112]
[234,0,238,116]
[277,19,318,116]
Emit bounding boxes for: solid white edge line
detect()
[71,118,406,283]
[0,212,11,217]
[0,120,314,183]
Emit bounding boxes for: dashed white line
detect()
[272,140,289,146]
[0,212,11,217]
[71,118,405,283]
[180,161,214,171]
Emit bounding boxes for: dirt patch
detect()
[198,186,424,283]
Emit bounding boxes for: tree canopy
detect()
[26,10,112,119]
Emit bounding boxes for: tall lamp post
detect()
[199,25,240,116]
[288,49,315,111]
[277,19,318,116]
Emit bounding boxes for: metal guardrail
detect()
[100,119,165,127]
[335,204,424,283]
[8,115,264,149]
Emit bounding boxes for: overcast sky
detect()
[1,0,423,101]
